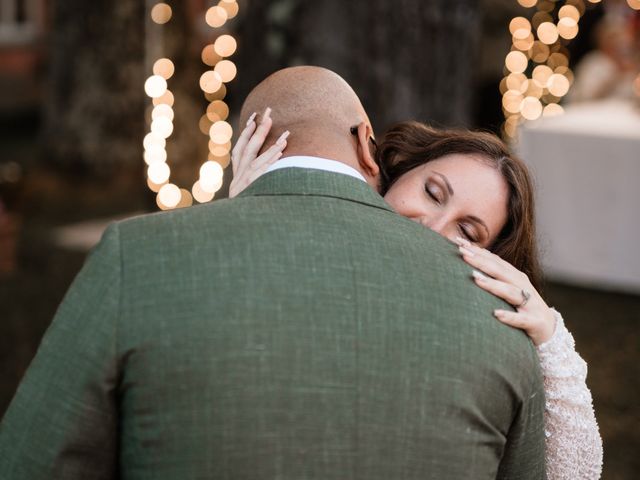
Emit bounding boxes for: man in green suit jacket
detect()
[0,67,545,479]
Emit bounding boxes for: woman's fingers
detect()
[247,131,289,172]
[228,127,289,198]
[457,240,527,286]
[231,112,258,176]
[242,107,273,164]
[471,270,528,306]
[493,310,531,330]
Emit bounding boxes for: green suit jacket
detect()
[0,168,545,479]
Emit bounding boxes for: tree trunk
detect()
[43,0,146,174]
[232,0,481,133]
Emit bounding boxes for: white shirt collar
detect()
[265,156,367,183]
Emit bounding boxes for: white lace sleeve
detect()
[536,309,603,479]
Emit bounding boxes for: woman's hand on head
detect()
[229,107,289,198]
[454,237,556,346]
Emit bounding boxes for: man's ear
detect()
[354,122,380,178]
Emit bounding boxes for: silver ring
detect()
[517,289,531,308]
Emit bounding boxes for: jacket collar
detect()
[237,167,395,214]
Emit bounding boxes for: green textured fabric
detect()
[0,168,545,479]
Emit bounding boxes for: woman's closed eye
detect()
[424,182,444,204]
[458,222,479,243]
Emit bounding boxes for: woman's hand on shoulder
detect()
[229,107,289,198]
[454,237,556,346]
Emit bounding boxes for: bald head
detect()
[239,66,372,161]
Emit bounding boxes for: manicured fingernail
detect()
[454,236,471,247]
[276,130,290,145]
[494,309,505,316]
[263,107,272,120]
[246,112,256,126]
[459,246,474,257]
[472,270,488,281]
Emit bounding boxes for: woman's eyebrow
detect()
[432,171,454,195]
[468,215,490,238]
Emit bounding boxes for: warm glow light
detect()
[509,17,531,35]
[557,18,579,40]
[208,100,229,121]
[558,5,580,21]
[204,84,227,101]
[200,71,223,93]
[214,60,237,83]
[524,79,543,98]
[547,74,570,97]
[209,141,231,157]
[214,35,237,57]
[144,75,168,98]
[201,45,222,67]
[151,3,172,24]
[158,183,181,208]
[209,121,233,144]
[502,90,525,114]
[153,90,174,107]
[520,96,543,120]
[147,177,166,193]
[199,161,224,193]
[153,58,175,79]
[547,52,569,69]
[537,22,559,45]
[543,103,565,117]
[213,153,231,169]
[514,33,535,51]
[198,115,213,136]
[147,162,171,184]
[205,6,228,28]
[177,189,194,208]
[151,117,174,138]
[506,72,527,91]
[219,0,239,18]
[192,181,215,203]
[505,51,528,73]
[143,132,166,150]
[152,104,174,121]
[627,0,640,11]
[530,41,550,63]
[517,0,537,7]
[144,145,167,165]
[532,65,553,86]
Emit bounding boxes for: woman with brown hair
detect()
[229,110,602,479]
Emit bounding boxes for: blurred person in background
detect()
[568,11,640,104]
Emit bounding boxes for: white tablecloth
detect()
[517,100,640,293]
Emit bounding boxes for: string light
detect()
[499,0,593,139]
[143,1,240,209]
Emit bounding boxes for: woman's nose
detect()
[420,215,457,241]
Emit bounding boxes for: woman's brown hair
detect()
[376,121,543,291]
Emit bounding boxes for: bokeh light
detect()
[148,162,171,184]
[214,35,238,57]
[209,121,233,144]
[144,75,168,98]
[192,181,215,203]
[153,58,175,79]
[214,60,237,83]
[151,3,172,24]
[505,51,528,73]
[158,183,181,209]
[205,6,228,28]
[200,71,223,93]
[537,22,559,45]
